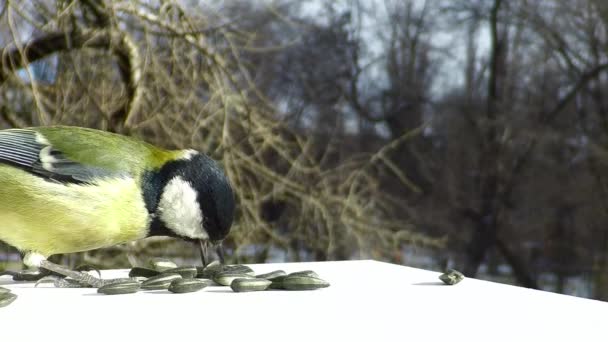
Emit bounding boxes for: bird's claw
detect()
[75,264,102,279]
[35,275,60,287]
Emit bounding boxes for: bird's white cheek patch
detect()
[158,176,207,239]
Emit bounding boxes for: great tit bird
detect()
[0,126,235,286]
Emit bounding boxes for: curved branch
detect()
[0,30,115,81]
[0,28,143,131]
[110,33,143,130]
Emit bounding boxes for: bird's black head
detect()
[144,151,235,245]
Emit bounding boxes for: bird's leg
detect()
[1,253,66,281]
[39,260,105,288]
[35,275,91,288]
[20,253,105,287]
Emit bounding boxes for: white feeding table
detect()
[0,260,606,341]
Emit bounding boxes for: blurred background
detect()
[1,0,608,300]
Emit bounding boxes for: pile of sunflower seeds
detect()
[96,259,330,295]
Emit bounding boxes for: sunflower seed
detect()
[149,258,178,272]
[97,281,140,295]
[168,278,209,293]
[282,276,330,290]
[141,273,182,290]
[223,265,255,277]
[162,266,197,279]
[256,270,287,280]
[230,278,272,292]
[287,270,319,278]
[12,270,50,281]
[439,269,464,285]
[0,287,10,295]
[197,260,223,279]
[129,267,160,278]
[0,293,17,307]
[268,275,287,289]
[213,270,254,286]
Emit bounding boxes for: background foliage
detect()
[1,0,608,300]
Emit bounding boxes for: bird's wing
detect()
[0,126,175,183]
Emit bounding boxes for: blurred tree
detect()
[3,0,608,300]
[0,0,438,271]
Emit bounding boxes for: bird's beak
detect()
[199,239,209,267]
[215,241,225,265]
[198,240,226,266]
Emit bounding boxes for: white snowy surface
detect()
[0,260,606,342]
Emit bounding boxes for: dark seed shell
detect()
[141,273,182,290]
[287,270,319,278]
[12,270,48,281]
[168,278,208,293]
[439,269,465,285]
[97,281,140,295]
[230,278,272,292]
[0,293,17,307]
[282,276,330,291]
[197,261,224,279]
[268,275,287,289]
[162,266,197,279]
[129,267,160,278]
[256,270,287,280]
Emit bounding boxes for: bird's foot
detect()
[39,260,106,288]
[36,275,92,288]
[74,264,102,279]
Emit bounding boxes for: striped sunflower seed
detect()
[97,281,140,295]
[197,260,223,279]
[141,273,182,290]
[256,270,287,280]
[223,265,255,277]
[213,270,254,286]
[162,266,197,279]
[149,258,178,272]
[230,278,272,292]
[0,287,11,295]
[282,275,330,291]
[287,270,319,278]
[0,293,17,307]
[168,278,209,293]
[268,275,287,289]
[129,267,160,278]
[439,269,464,285]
